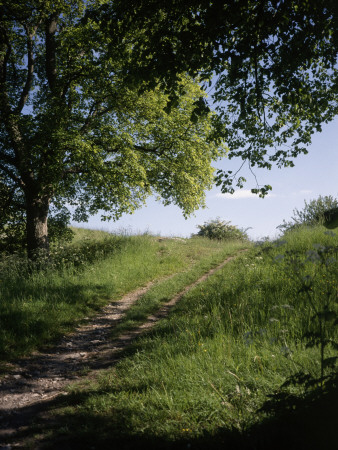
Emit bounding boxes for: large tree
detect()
[0,0,226,257]
[108,0,338,195]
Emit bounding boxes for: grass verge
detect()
[33,226,337,450]
[111,242,247,337]
[0,229,247,361]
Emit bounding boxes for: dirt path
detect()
[0,250,246,447]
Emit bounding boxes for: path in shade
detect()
[0,250,247,447]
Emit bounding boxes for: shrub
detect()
[278,195,338,233]
[195,218,249,241]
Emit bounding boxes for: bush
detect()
[195,218,249,241]
[278,195,338,233]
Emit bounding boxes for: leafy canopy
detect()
[0,0,226,253]
[108,0,338,196]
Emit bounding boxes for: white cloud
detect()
[214,190,276,200]
[291,189,313,196]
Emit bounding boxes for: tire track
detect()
[0,249,247,447]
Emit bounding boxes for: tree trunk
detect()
[25,194,50,259]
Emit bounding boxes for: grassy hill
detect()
[0,228,247,361]
[31,226,337,449]
[1,226,337,449]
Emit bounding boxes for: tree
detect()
[0,0,226,257]
[107,0,338,196]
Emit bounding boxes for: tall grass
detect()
[43,226,337,449]
[0,229,246,361]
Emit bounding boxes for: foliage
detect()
[35,227,337,449]
[195,218,249,241]
[273,236,338,387]
[0,208,74,254]
[108,0,338,196]
[0,178,26,253]
[278,195,338,233]
[0,0,225,256]
[48,208,75,246]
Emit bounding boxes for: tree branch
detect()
[0,150,16,165]
[0,186,25,213]
[16,25,35,113]
[0,162,22,186]
[0,22,11,85]
[61,166,90,178]
[45,13,58,94]
[60,68,85,99]
[80,101,114,132]
[0,14,28,171]
[133,144,163,155]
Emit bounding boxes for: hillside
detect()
[0,227,337,449]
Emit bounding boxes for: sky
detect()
[73,117,337,241]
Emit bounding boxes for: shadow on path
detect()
[0,252,249,448]
[2,376,337,450]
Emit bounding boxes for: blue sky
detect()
[73,117,337,240]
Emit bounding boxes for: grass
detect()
[0,228,247,361]
[30,225,337,450]
[110,241,247,337]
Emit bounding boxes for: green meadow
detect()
[1,226,337,449]
[0,229,247,361]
